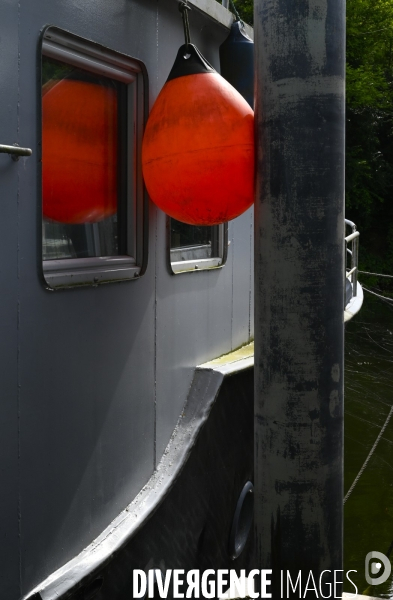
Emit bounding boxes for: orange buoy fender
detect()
[42,79,118,224]
[142,45,254,225]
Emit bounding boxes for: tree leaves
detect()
[230,0,393,284]
[346,0,393,287]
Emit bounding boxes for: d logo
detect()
[365,551,391,586]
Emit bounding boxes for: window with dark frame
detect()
[41,27,147,288]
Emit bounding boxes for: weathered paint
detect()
[23,356,254,600]
[254,0,344,593]
[0,0,254,597]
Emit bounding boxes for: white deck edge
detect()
[197,281,365,371]
[196,283,365,372]
[198,282,364,377]
[344,282,364,322]
[198,342,255,374]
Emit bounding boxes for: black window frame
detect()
[40,26,148,289]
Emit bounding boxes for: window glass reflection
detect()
[171,220,212,256]
[42,57,122,260]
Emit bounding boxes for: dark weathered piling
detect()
[253,0,345,595]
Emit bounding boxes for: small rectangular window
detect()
[169,218,227,274]
[41,27,147,288]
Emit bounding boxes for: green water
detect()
[344,292,393,598]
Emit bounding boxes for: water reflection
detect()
[344,293,393,598]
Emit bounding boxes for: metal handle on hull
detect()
[0,144,32,161]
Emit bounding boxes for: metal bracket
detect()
[0,144,32,161]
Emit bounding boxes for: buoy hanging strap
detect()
[170,1,215,81]
[229,0,243,24]
[179,1,191,49]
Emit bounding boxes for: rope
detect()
[229,0,243,24]
[344,404,393,504]
[362,286,393,303]
[179,1,191,49]
[358,270,393,279]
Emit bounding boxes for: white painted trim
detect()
[344,282,364,322]
[198,342,254,374]
[171,257,223,273]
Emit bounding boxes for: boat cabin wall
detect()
[0,0,254,598]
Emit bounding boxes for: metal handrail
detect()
[0,144,32,161]
[345,219,359,298]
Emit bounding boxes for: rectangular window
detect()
[41,27,147,288]
[169,218,227,274]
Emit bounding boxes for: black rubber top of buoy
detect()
[221,20,253,46]
[167,44,216,81]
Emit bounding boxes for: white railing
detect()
[345,219,360,298]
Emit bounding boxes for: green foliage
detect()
[42,56,73,85]
[346,0,393,285]
[232,0,253,25]
[231,0,393,283]
[216,0,253,24]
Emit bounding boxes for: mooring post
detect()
[254,0,345,596]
